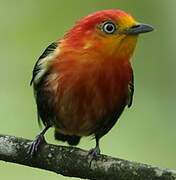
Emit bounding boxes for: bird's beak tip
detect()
[124,23,154,35]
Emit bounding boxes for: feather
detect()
[30,41,59,86]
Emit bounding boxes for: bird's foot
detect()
[27,134,46,158]
[88,146,100,166]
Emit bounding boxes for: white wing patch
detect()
[30,42,60,85]
[33,48,60,85]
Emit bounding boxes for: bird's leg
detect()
[88,137,100,164]
[27,125,50,157]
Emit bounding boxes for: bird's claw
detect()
[27,134,46,158]
[88,146,100,166]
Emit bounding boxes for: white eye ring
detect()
[102,22,116,34]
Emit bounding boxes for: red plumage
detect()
[29,10,153,161]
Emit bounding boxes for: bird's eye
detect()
[102,22,116,34]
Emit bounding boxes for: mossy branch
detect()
[0,134,175,180]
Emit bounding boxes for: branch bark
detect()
[0,134,175,180]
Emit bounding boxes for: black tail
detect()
[54,131,81,146]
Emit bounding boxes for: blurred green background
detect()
[0,0,176,179]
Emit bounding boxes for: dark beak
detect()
[123,23,154,35]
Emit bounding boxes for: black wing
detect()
[30,41,59,127]
[127,69,134,108]
[30,41,59,86]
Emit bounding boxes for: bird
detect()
[29,9,154,161]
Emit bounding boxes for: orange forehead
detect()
[76,10,137,30]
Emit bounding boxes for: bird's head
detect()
[61,10,154,60]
